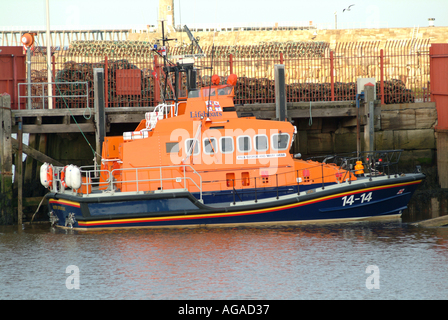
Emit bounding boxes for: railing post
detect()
[52,55,56,108]
[254,177,257,203]
[276,174,279,199]
[322,163,325,190]
[229,54,233,74]
[280,52,284,65]
[154,55,161,105]
[330,50,335,101]
[232,179,236,205]
[380,49,384,105]
[105,55,108,108]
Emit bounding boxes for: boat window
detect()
[254,135,268,152]
[220,137,234,154]
[217,86,232,96]
[272,133,290,150]
[237,136,251,153]
[188,89,201,98]
[185,138,200,156]
[166,142,179,153]
[203,137,217,155]
[202,88,216,97]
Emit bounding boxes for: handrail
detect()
[49,150,403,204]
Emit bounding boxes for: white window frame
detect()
[237,135,252,153]
[203,137,218,155]
[254,134,269,152]
[271,133,290,151]
[185,138,200,156]
[219,136,234,154]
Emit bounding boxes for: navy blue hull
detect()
[47,174,424,230]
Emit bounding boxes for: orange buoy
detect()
[61,166,68,188]
[47,164,54,188]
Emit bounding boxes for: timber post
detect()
[0,94,14,224]
[94,68,106,164]
[363,82,375,153]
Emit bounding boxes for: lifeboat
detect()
[41,29,425,230]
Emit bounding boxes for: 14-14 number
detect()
[342,192,372,206]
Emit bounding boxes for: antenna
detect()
[184,25,203,54]
[207,44,215,120]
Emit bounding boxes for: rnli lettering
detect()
[189,111,222,119]
[53,205,66,211]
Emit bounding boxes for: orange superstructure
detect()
[98,74,355,195]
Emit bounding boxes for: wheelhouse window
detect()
[203,137,217,155]
[237,136,251,153]
[188,89,200,98]
[202,88,216,97]
[217,86,232,96]
[254,135,268,152]
[220,137,234,154]
[272,133,290,150]
[185,138,200,156]
[166,142,179,153]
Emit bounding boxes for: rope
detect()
[36,39,99,159]
[30,192,48,224]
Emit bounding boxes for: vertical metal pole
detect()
[330,50,335,101]
[26,47,31,109]
[254,177,257,203]
[105,56,108,108]
[17,118,23,225]
[380,49,384,105]
[276,174,279,199]
[46,0,53,109]
[229,54,233,75]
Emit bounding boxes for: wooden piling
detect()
[0,94,14,224]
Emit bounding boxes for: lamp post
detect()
[334,11,337,29]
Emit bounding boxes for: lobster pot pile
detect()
[171,41,330,59]
[67,40,155,57]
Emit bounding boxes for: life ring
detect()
[46,164,54,188]
[61,166,68,188]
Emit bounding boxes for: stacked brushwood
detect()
[381,79,415,104]
[67,40,155,57]
[28,39,415,107]
[39,59,156,108]
[171,41,329,59]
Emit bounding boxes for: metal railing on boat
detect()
[48,150,407,204]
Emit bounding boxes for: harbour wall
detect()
[129,26,448,47]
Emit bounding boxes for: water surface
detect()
[1,220,447,300]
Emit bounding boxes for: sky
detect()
[0,0,447,30]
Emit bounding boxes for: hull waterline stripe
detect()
[76,179,422,227]
[49,199,80,208]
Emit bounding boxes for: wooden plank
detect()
[11,137,64,166]
[0,95,14,224]
[19,123,95,134]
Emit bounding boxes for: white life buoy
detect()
[40,163,50,188]
[65,164,74,188]
[71,166,82,189]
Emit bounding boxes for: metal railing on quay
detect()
[26,40,431,108]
